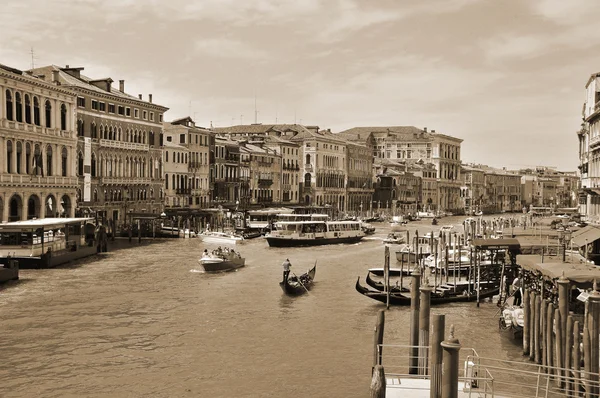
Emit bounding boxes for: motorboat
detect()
[198,231,245,245]
[417,211,436,219]
[199,248,245,272]
[361,222,376,235]
[382,233,406,245]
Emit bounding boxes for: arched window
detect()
[15,92,22,122]
[16,141,22,174]
[99,124,105,139]
[5,90,13,121]
[45,100,52,128]
[91,153,97,177]
[33,97,40,125]
[172,174,175,189]
[60,104,67,130]
[304,173,311,188]
[77,119,84,136]
[306,154,311,165]
[61,147,68,177]
[46,145,53,176]
[165,173,169,189]
[78,152,84,176]
[24,94,31,124]
[91,122,97,139]
[33,144,41,176]
[25,143,31,174]
[6,140,13,173]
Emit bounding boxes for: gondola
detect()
[280,264,316,296]
[355,277,500,306]
[365,272,408,293]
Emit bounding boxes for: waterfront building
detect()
[579,72,600,220]
[263,136,301,205]
[29,65,168,230]
[163,117,213,209]
[461,164,486,214]
[162,138,190,209]
[409,161,437,212]
[345,141,374,214]
[482,167,522,213]
[372,160,421,214]
[239,141,281,206]
[0,64,78,221]
[213,137,240,206]
[519,167,579,210]
[336,126,463,213]
[289,126,348,212]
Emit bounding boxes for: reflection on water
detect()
[0,217,525,398]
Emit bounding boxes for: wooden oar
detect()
[292,272,310,294]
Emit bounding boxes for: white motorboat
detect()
[416,211,436,219]
[199,231,245,245]
[382,233,406,245]
[199,249,245,272]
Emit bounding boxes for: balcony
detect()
[99,139,149,151]
[1,119,74,139]
[0,173,78,187]
[303,186,312,193]
[189,161,200,168]
[176,188,191,195]
[590,135,600,149]
[225,177,240,183]
[100,176,153,185]
[304,164,313,172]
[283,164,300,171]
[258,178,273,186]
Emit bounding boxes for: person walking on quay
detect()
[512,273,522,306]
[282,258,292,283]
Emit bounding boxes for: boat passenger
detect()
[203,249,208,257]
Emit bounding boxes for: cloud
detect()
[193,38,268,59]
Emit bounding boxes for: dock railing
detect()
[377,343,599,397]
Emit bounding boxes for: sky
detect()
[2,0,599,171]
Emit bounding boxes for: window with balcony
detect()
[33,97,40,126]
[15,92,22,122]
[61,147,68,177]
[60,104,67,130]
[45,100,52,128]
[25,94,31,124]
[5,90,13,121]
[46,145,53,176]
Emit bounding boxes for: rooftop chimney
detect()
[431,129,435,133]
[423,127,428,132]
[138,94,142,100]
[66,65,69,68]
[119,80,124,92]
[149,94,153,103]
[52,70,60,84]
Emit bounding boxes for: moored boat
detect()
[198,231,245,245]
[0,217,103,269]
[0,258,19,283]
[382,233,405,245]
[368,267,412,277]
[265,220,364,247]
[365,273,408,293]
[355,277,500,306]
[280,264,316,295]
[361,222,376,235]
[499,305,524,339]
[199,248,245,272]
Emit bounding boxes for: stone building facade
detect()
[213,137,240,206]
[163,139,190,209]
[0,64,78,222]
[30,65,168,230]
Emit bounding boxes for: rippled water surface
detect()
[0,217,525,398]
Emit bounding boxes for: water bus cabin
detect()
[0,218,101,269]
[266,220,364,247]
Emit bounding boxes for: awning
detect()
[517,254,600,286]
[471,238,521,250]
[571,225,600,247]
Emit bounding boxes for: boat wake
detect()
[189,269,206,273]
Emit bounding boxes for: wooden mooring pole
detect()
[572,320,581,396]
[523,288,530,356]
[409,270,421,374]
[441,325,461,398]
[429,314,445,398]
[565,314,573,397]
[587,286,600,397]
[419,280,432,375]
[370,364,386,398]
[373,309,385,370]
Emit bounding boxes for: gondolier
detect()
[282,258,292,282]
[512,274,522,306]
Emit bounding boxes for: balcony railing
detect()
[0,173,78,187]
[99,139,149,151]
[304,164,313,171]
[2,119,74,139]
[100,176,153,185]
[303,186,312,193]
[176,188,191,195]
[258,178,273,186]
[225,177,240,183]
[283,164,300,170]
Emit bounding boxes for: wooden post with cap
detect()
[441,324,461,398]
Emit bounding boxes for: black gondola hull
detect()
[280,265,317,296]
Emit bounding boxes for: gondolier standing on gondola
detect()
[282,258,292,283]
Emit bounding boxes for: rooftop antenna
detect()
[254,93,259,124]
[30,47,36,69]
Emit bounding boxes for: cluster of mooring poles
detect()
[371,269,463,398]
[521,275,600,397]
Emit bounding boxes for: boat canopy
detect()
[0,217,93,233]
[517,254,600,286]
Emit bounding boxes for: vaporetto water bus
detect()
[265,220,364,247]
[0,217,102,269]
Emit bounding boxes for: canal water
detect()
[0,217,525,398]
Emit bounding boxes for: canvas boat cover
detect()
[517,254,600,286]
